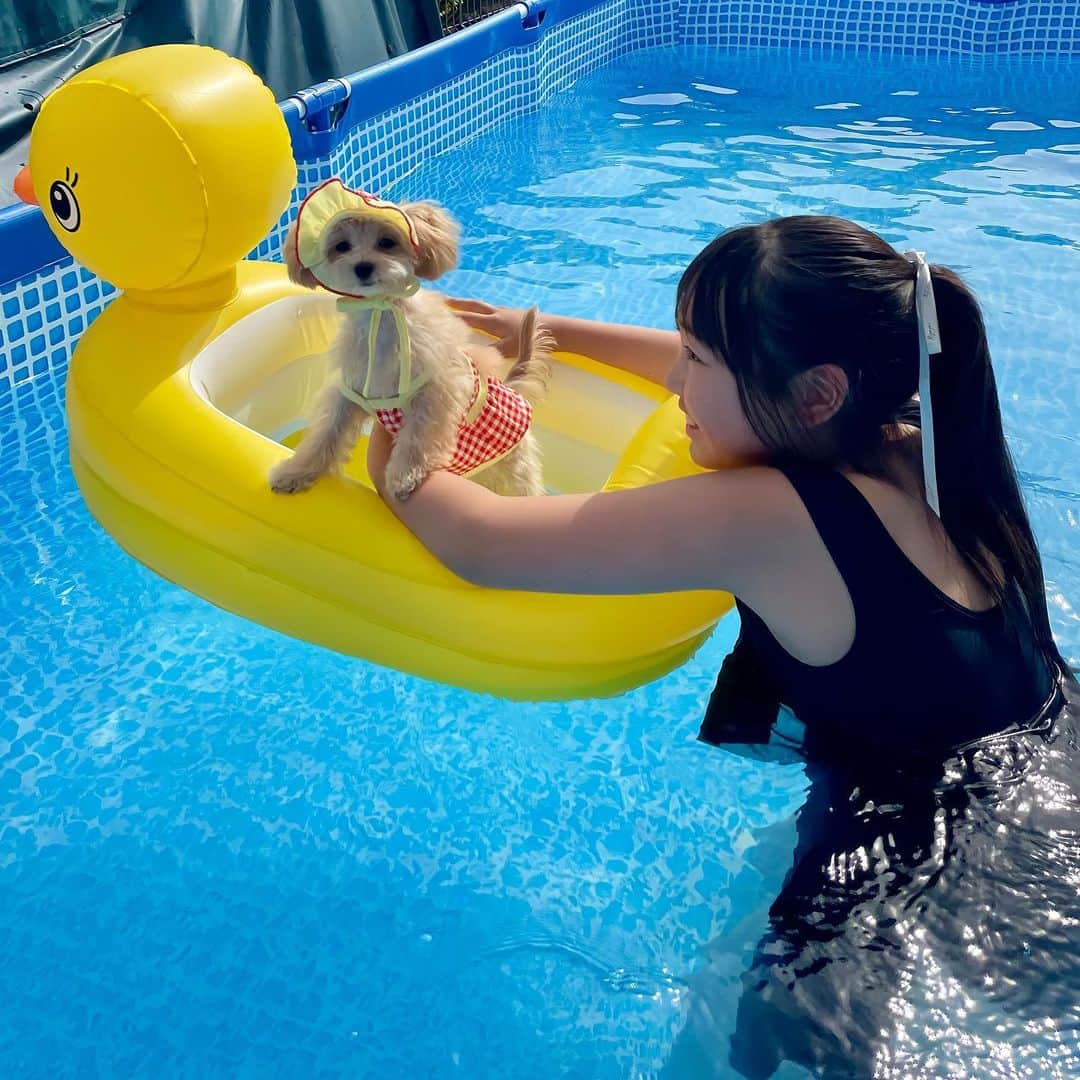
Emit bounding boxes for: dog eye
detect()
[334,240,351,253]
[377,236,398,251]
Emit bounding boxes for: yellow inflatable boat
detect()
[17,45,732,699]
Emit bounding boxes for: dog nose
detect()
[354,262,374,281]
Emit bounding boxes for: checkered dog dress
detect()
[367,361,532,477]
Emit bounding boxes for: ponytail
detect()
[929,267,1073,680]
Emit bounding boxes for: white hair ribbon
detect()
[901,250,943,517]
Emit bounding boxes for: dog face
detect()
[316,215,415,296]
[283,199,461,295]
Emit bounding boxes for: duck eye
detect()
[377,236,398,251]
[334,239,351,253]
[49,179,80,232]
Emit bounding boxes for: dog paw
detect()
[387,465,427,502]
[269,461,319,494]
[389,477,418,502]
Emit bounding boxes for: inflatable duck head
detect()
[16,45,296,297]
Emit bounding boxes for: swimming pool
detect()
[1,1,1078,1076]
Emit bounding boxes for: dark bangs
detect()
[677,227,758,377]
[676,225,809,451]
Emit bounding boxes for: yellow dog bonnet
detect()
[294,179,419,288]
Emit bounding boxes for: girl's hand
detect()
[449,298,531,358]
[453,298,681,387]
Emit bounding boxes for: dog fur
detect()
[268,200,551,501]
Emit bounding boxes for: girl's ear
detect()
[793,364,849,427]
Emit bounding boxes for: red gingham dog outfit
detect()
[370,361,532,477]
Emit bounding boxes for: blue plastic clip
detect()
[520,1,550,30]
[288,78,352,159]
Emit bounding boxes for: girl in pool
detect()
[367,215,1079,1078]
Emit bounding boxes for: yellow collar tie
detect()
[335,283,431,411]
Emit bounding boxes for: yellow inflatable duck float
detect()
[16,44,731,699]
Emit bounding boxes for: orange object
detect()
[13,165,37,205]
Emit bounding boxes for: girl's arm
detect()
[367,426,786,596]
[450,299,680,387]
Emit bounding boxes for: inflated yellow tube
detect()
[28,44,733,700]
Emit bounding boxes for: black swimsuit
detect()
[681,464,1078,1079]
[700,463,1056,762]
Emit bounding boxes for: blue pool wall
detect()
[1,0,1078,396]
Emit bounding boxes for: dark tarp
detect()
[0,0,444,207]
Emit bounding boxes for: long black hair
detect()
[676,215,1070,678]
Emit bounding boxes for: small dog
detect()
[269,187,551,501]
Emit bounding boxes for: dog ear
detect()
[402,201,460,280]
[283,219,320,289]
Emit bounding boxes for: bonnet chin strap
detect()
[336,277,428,408]
[901,250,943,517]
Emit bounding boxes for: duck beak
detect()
[14,166,38,205]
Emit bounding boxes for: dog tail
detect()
[504,306,553,404]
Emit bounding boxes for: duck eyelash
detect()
[64,166,79,187]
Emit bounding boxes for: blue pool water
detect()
[1,46,1078,1078]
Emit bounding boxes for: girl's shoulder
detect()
[680,464,831,592]
[709,459,996,618]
